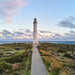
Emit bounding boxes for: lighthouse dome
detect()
[34,18,37,21]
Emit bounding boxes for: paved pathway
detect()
[31,44,48,75]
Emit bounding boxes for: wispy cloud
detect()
[39,30,52,33]
[1,30,11,34]
[0,0,27,23]
[70,30,75,33]
[25,29,32,33]
[58,16,75,29]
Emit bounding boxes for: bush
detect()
[5,50,32,63]
[12,72,20,75]
[20,51,29,58]
[0,52,3,55]
[5,55,23,63]
[0,61,12,73]
[57,49,67,53]
[40,50,52,56]
[14,48,22,50]
[50,69,59,75]
[63,54,72,58]
[63,64,75,69]
[0,53,3,57]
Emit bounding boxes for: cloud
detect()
[54,33,63,38]
[25,29,32,33]
[38,30,63,38]
[0,0,27,23]
[59,31,75,41]
[39,30,52,33]
[58,16,75,29]
[38,29,75,41]
[70,30,75,33]
[14,31,24,35]
[0,29,75,41]
[2,30,12,34]
[0,30,12,39]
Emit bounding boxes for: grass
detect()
[24,56,31,75]
[63,64,75,69]
[42,56,50,70]
[14,49,25,55]
[37,43,75,75]
[0,43,32,75]
[49,69,59,75]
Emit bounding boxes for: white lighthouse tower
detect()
[33,18,38,44]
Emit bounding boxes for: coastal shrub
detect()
[63,54,72,58]
[24,44,32,50]
[59,70,67,75]
[5,55,23,63]
[0,52,3,55]
[12,63,20,71]
[57,49,67,53]
[50,69,59,75]
[0,52,3,57]
[12,72,20,75]
[43,56,62,69]
[0,61,12,73]
[43,56,50,64]
[40,50,52,56]
[14,48,22,50]
[20,50,30,58]
[5,50,32,63]
[63,64,75,69]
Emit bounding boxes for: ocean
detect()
[0,41,75,45]
[0,41,33,44]
[49,41,75,45]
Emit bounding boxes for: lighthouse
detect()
[33,18,38,44]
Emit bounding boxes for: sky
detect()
[0,0,75,41]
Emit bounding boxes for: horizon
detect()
[0,0,75,41]
[1,39,75,42]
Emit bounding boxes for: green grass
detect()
[49,69,59,75]
[14,49,25,55]
[24,55,32,75]
[0,43,32,75]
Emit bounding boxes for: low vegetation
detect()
[0,43,32,75]
[37,43,75,75]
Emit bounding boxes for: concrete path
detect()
[31,44,48,75]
